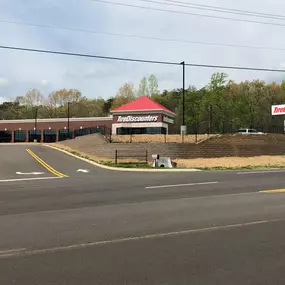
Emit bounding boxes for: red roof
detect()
[111,96,175,115]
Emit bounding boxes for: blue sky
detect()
[1,0,285,102]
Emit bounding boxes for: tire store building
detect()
[0,96,176,143]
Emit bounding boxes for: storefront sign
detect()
[163,116,174,124]
[117,115,158,123]
[272,104,285,115]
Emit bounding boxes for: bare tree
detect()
[19,89,43,106]
[112,83,136,108]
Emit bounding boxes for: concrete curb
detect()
[43,144,202,173]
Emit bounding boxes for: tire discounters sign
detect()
[163,116,174,124]
[117,115,158,123]
[272,104,285,115]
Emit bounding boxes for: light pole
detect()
[67,102,70,139]
[208,104,212,135]
[180,61,186,135]
[34,106,38,131]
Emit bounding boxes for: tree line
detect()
[1,73,285,134]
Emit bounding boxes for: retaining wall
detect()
[58,133,285,161]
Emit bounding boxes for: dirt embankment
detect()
[55,142,285,169]
[54,133,285,169]
[175,156,285,169]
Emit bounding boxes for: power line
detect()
[0,45,179,65]
[1,44,285,73]
[3,18,285,52]
[91,0,285,28]
[162,0,285,18]
[147,0,285,21]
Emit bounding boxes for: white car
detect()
[236,128,264,135]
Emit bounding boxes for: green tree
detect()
[148,74,159,97]
[138,77,149,97]
[205,73,229,133]
[70,98,105,117]
[103,98,114,115]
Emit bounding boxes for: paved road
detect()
[1,144,285,284]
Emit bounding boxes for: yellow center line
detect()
[26,149,68,178]
[260,189,285,193]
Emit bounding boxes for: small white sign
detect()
[117,115,158,123]
[181,125,187,135]
[163,116,174,124]
[272,104,285,115]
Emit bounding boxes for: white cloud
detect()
[41,80,48,86]
[1,0,285,100]
[0,96,11,103]
[0,77,9,87]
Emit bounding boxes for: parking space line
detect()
[26,149,68,178]
[145,181,218,189]
[0,177,62,183]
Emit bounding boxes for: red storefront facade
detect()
[0,117,113,143]
[0,96,176,143]
[111,96,176,135]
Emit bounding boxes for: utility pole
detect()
[180,61,186,135]
[34,106,38,130]
[67,102,70,139]
[208,104,212,135]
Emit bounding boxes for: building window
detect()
[116,127,167,135]
[14,130,26,142]
[59,129,73,141]
[90,127,104,135]
[75,128,90,137]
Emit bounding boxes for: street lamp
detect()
[67,102,70,139]
[34,106,38,131]
[180,61,186,135]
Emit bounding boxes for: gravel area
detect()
[175,156,285,169]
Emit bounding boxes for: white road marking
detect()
[0,218,283,259]
[0,177,62,183]
[237,170,285,175]
[0,248,26,256]
[16,172,45,175]
[145,181,218,189]
[76,169,90,173]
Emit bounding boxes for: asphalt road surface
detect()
[1,144,285,284]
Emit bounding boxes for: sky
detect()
[1,0,285,102]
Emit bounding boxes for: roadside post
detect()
[181,125,187,143]
[152,154,160,168]
[180,61,187,139]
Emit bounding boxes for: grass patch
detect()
[198,165,285,171]
[70,150,81,156]
[53,145,154,169]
